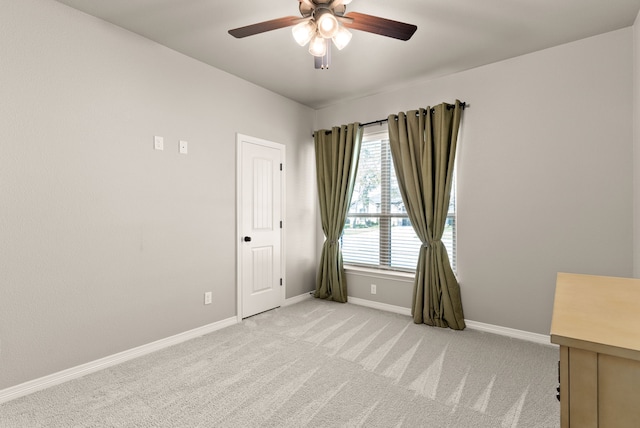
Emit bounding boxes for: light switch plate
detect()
[154,136,164,151]
[179,140,188,154]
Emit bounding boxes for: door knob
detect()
[244,236,252,242]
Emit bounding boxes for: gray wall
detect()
[317,28,635,335]
[0,0,316,390]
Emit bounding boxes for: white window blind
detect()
[341,132,456,272]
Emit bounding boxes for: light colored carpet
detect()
[0,299,559,427]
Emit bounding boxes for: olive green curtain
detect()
[314,123,362,303]
[387,101,465,330]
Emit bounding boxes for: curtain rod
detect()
[313,101,467,136]
[360,101,467,128]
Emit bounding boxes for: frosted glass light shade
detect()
[316,10,339,38]
[292,20,315,46]
[332,26,352,50]
[331,0,352,7]
[308,34,327,57]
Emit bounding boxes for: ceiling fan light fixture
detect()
[308,34,327,57]
[228,0,418,69]
[332,26,352,50]
[315,9,339,39]
[292,20,316,46]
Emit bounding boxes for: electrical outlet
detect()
[204,292,212,305]
[371,284,377,295]
[179,140,188,154]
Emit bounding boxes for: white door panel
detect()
[237,136,284,318]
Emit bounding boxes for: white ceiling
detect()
[54,0,640,109]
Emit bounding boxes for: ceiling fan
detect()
[228,0,417,69]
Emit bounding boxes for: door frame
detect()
[236,133,286,322]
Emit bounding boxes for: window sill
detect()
[344,265,415,282]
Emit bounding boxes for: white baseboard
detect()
[0,316,238,405]
[464,320,554,347]
[348,296,412,316]
[347,296,554,347]
[283,291,314,306]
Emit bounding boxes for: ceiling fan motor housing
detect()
[299,0,347,19]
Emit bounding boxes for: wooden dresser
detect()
[550,272,640,428]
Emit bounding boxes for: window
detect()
[341,131,456,272]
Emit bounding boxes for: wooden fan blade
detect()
[229,16,302,38]
[342,12,417,41]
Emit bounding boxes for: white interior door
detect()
[237,134,284,319]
